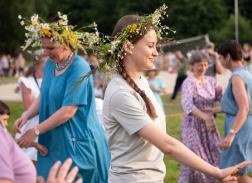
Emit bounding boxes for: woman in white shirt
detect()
[15,54,46,165]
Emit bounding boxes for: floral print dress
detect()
[178,76,221,183]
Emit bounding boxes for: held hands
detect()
[202,113,216,132]
[16,128,37,148]
[220,133,236,150]
[37,158,83,183]
[217,160,251,182]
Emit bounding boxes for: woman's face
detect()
[41,38,65,62]
[191,59,209,76]
[129,29,158,71]
[0,114,9,127]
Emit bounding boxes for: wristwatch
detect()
[34,125,40,136]
[229,129,236,135]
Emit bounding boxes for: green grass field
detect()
[5,94,225,183]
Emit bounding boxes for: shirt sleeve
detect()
[0,129,14,181]
[62,62,91,107]
[110,90,153,135]
[181,78,197,115]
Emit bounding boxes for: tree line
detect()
[1,0,252,55]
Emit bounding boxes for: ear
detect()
[226,54,230,60]
[122,40,134,55]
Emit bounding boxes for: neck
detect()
[124,58,141,80]
[194,74,205,81]
[57,50,73,65]
[34,72,42,79]
[231,60,243,71]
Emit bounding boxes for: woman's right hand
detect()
[202,114,216,132]
[37,158,83,183]
[14,113,28,133]
[217,160,251,182]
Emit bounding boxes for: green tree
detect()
[0,0,52,55]
[211,14,252,45]
[165,0,227,39]
[223,0,252,23]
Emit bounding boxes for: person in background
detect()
[179,51,222,183]
[146,69,168,111]
[210,40,252,183]
[0,100,10,128]
[170,51,188,100]
[204,42,224,77]
[15,53,46,165]
[93,78,104,98]
[242,43,252,74]
[15,52,26,77]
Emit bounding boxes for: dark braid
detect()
[117,62,158,119]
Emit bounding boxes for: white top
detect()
[15,76,42,161]
[103,74,166,183]
[95,97,104,129]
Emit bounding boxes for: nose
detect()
[153,47,159,57]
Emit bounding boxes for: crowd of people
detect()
[0,52,26,78]
[1,5,252,183]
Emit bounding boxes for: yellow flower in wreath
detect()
[41,28,52,37]
[129,23,138,33]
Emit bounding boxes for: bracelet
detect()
[34,124,40,136]
[229,129,236,135]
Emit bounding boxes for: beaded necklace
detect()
[55,52,74,71]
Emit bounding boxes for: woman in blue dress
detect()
[14,13,110,182]
[210,40,252,182]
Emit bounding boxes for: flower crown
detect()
[18,12,100,52]
[97,4,173,71]
[73,4,174,89]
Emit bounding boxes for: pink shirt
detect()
[0,124,36,183]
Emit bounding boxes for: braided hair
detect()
[112,15,158,119]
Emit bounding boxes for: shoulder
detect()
[18,76,34,88]
[105,76,137,104]
[183,76,196,86]
[45,58,54,68]
[70,55,91,74]
[206,76,217,85]
[231,68,249,81]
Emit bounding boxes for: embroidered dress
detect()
[179,76,221,183]
[220,67,252,174]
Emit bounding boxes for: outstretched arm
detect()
[14,95,40,133]
[137,123,250,181]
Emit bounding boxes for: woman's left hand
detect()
[220,133,235,150]
[218,160,251,182]
[16,128,37,148]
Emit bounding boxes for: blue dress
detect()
[38,55,111,182]
[147,76,166,111]
[220,67,252,174]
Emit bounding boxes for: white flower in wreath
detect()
[31,14,39,25]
